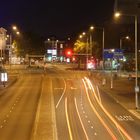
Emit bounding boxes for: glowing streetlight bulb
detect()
[16,31,20,35]
[13,26,17,30]
[115,12,121,18]
[79,35,83,38]
[90,26,94,30]
[82,32,86,35]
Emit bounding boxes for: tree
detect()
[74,40,88,69]
[17,31,45,57]
[73,40,87,53]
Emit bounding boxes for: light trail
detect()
[84,77,133,140]
[65,98,73,140]
[74,97,89,140]
[82,79,117,140]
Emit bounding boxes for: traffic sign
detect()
[103,49,123,59]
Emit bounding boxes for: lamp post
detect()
[89,26,94,56]
[7,25,20,69]
[115,12,139,109]
[120,36,130,49]
[102,28,105,69]
[90,26,105,69]
[79,32,89,69]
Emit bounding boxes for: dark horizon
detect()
[0,0,115,39]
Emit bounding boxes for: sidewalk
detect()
[91,72,140,119]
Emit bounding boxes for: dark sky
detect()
[1,0,115,38]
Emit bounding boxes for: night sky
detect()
[1,0,115,39]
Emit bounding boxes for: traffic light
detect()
[65,49,72,57]
[67,50,72,56]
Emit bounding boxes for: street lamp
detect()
[120,36,130,49]
[115,12,139,109]
[89,26,94,56]
[12,26,17,30]
[8,26,20,68]
[90,26,105,69]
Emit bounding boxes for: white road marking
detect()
[65,98,73,140]
[56,79,66,109]
[0,125,3,128]
[54,88,63,90]
[70,87,77,90]
[96,86,102,104]
[84,77,133,140]
[74,98,89,140]
[115,115,134,121]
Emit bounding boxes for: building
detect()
[0,27,7,64]
[44,38,65,62]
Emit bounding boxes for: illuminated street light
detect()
[115,12,139,109]
[12,26,17,30]
[79,35,82,38]
[16,31,20,35]
[90,26,94,30]
[89,26,94,56]
[114,12,121,18]
[7,25,20,68]
[82,32,86,36]
[120,36,130,49]
[90,26,105,68]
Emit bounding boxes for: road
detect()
[50,64,140,140]
[0,63,140,140]
[0,72,43,140]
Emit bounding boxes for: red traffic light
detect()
[65,49,72,57]
[67,51,71,55]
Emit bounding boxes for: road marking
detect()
[3,120,7,123]
[74,98,89,140]
[94,132,97,136]
[65,98,73,140]
[83,77,133,140]
[54,88,63,90]
[56,79,66,109]
[115,115,134,121]
[83,78,117,140]
[0,125,3,128]
[70,87,77,90]
[96,86,102,104]
[51,79,58,140]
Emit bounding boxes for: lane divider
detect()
[74,97,89,140]
[84,77,133,140]
[56,78,66,109]
[65,97,73,140]
[0,95,22,129]
[82,78,117,140]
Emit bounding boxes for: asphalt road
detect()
[1,64,140,140]
[50,64,140,140]
[0,73,42,140]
